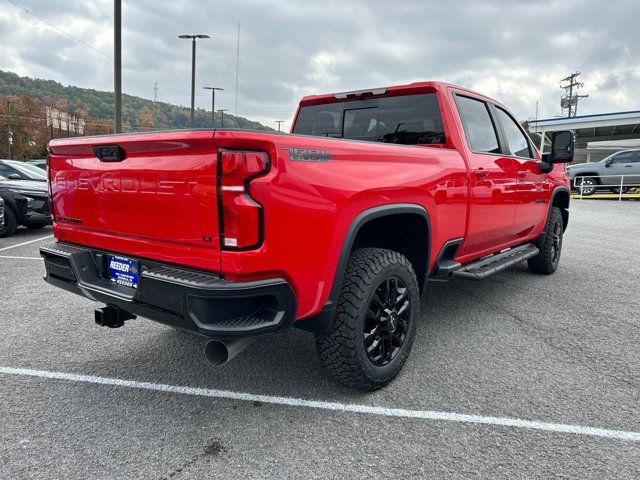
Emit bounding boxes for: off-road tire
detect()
[0,207,18,238]
[528,207,563,274]
[315,248,420,390]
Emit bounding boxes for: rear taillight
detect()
[218,150,270,250]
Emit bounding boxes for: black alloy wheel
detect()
[364,276,410,366]
[550,217,562,266]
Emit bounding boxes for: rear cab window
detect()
[453,95,500,154]
[293,93,446,145]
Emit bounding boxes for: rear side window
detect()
[612,151,636,164]
[495,108,533,158]
[293,93,446,145]
[454,95,500,154]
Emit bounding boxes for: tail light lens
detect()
[218,150,270,250]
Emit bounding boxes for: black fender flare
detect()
[295,203,431,334]
[548,186,570,230]
[534,186,570,249]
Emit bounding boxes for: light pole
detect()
[275,120,284,132]
[178,34,210,128]
[218,109,228,128]
[203,87,223,128]
[6,101,12,159]
[7,130,12,160]
[114,0,122,133]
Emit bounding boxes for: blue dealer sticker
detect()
[107,255,139,289]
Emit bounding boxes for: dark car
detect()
[0,179,51,237]
[0,197,5,230]
[28,159,47,170]
[0,159,47,182]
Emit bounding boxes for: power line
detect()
[5,0,113,60]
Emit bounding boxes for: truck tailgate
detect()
[47,131,221,272]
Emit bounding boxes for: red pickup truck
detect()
[41,82,574,389]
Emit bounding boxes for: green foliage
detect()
[0,69,273,133]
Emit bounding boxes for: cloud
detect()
[1,0,639,130]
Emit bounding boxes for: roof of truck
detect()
[298,81,498,107]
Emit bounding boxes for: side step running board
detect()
[453,243,539,280]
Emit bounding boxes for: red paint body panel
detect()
[46,82,569,323]
[48,131,222,272]
[214,129,467,319]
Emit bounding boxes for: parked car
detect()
[0,182,34,237]
[566,149,640,195]
[0,179,51,237]
[28,159,47,170]
[0,196,5,230]
[0,159,47,182]
[41,81,573,389]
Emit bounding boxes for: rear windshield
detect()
[293,93,446,145]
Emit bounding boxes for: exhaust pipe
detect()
[204,337,257,366]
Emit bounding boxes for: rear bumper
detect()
[40,242,297,338]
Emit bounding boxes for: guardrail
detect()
[573,174,640,201]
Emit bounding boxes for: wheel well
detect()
[350,213,429,291]
[552,190,570,231]
[575,173,600,184]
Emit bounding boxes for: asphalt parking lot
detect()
[1,200,639,479]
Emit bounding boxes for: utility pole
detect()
[275,120,284,132]
[218,109,228,128]
[153,82,159,103]
[114,0,122,133]
[178,34,210,128]
[203,87,223,128]
[560,72,588,117]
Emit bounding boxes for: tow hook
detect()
[95,305,136,328]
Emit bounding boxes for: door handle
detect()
[474,168,489,178]
[94,145,126,162]
[624,165,632,168]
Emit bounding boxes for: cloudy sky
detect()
[1,0,638,130]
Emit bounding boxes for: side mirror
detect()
[604,157,613,167]
[549,130,574,163]
[7,173,21,180]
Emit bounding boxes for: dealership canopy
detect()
[529,110,640,150]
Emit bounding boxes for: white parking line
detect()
[0,255,42,260]
[0,235,53,252]
[2,366,639,442]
